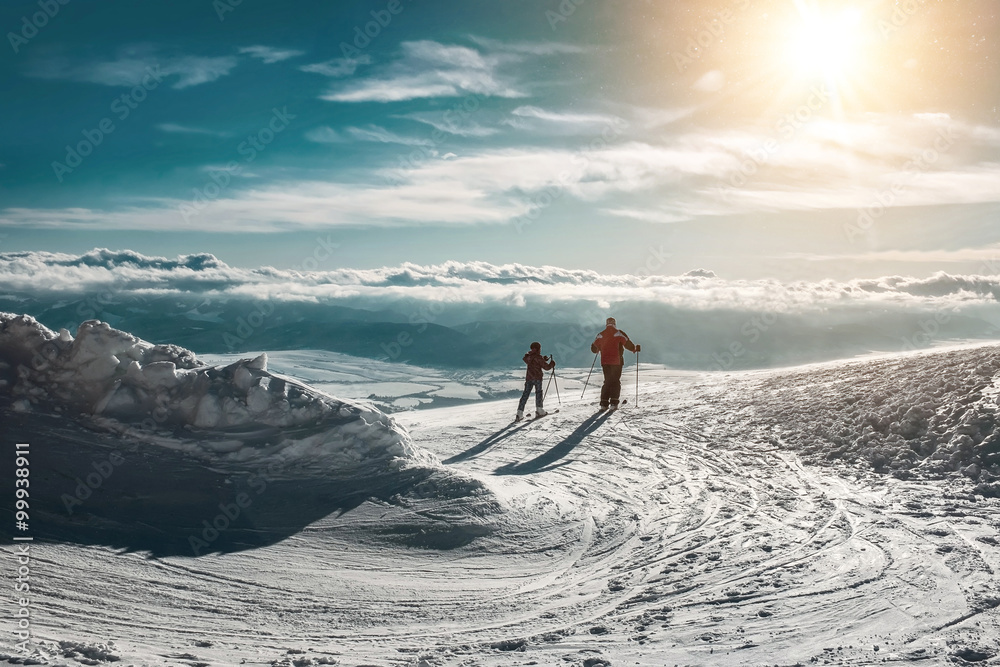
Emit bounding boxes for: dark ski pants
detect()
[517,379,544,412]
[600,364,624,407]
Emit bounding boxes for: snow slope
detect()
[2,325,1000,666]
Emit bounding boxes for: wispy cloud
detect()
[198,164,257,178]
[466,36,586,57]
[602,208,689,224]
[511,106,618,125]
[628,106,698,130]
[239,45,305,64]
[316,37,587,103]
[602,113,1000,220]
[781,247,1000,265]
[400,111,499,137]
[6,114,999,234]
[303,127,342,144]
[321,40,525,103]
[165,56,238,88]
[156,123,229,137]
[0,166,527,231]
[27,48,239,89]
[0,144,744,232]
[507,105,625,132]
[718,168,1000,214]
[305,125,433,146]
[299,55,372,78]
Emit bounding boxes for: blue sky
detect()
[1,0,999,280]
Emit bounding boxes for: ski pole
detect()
[581,352,598,399]
[553,367,562,406]
[635,346,640,407]
[544,364,554,401]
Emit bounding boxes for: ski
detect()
[528,409,559,420]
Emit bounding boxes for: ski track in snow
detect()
[7,365,1000,666]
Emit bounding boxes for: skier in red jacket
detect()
[516,341,555,421]
[591,317,639,410]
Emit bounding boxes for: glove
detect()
[635,344,641,352]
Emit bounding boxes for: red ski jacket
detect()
[522,349,555,381]
[591,325,636,366]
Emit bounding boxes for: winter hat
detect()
[606,317,616,326]
[530,341,541,351]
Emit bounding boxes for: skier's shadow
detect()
[443,421,529,464]
[494,411,613,476]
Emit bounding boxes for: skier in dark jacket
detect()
[591,317,639,410]
[516,341,555,421]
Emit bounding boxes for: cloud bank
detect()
[4,248,1000,313]
[3,250,999,369]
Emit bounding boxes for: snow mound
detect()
[721,344,1000,493]
[0,313,434,478]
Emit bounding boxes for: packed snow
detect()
[2,316,999,666]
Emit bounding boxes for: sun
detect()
[785,6,864,80]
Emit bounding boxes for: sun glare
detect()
[786,7,864,79]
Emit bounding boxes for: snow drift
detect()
[0,313,492,556]
[0,312,428,477]
[681,343,1000,494]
